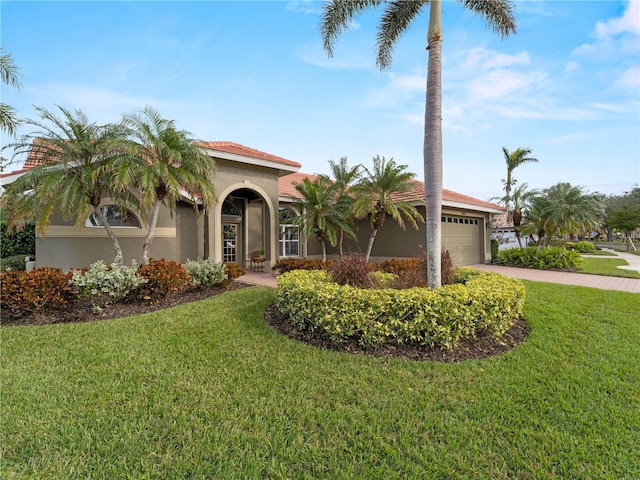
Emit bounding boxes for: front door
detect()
[223,223,240,263]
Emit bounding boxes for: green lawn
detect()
[579,256,640,278]
[2,284,639,479]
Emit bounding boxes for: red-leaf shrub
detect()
[272,258,333,274]
[223,262,246,285]
[135,259,190,302]
[327,253,378,289]
[1,268,75,319]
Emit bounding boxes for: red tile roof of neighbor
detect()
[278,174,505,212]
[196,141,301,168]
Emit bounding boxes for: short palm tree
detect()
[118,106,217,265]
[502,146,538,201]
[0,48,22,138]
[320,157,361,257]
[351,155,424,262]
[2,105,132,263]
[495,182,534,248]
[322,0,516,287]
[289,175,355,261]
[544,182,605,240]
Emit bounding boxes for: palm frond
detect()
[377,0,427,69]
[321,0,384,57]
[459,0,517,39]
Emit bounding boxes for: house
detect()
[0,142,505,270]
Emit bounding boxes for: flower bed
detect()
[276,268,525,349]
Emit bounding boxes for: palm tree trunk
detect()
[424,0,443,288]
[338,229,344,257]
[365,228,378,263]
[142,201,161,265]
[93,206,124,265]
[320,239,327,262]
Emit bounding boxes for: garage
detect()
[441,215,482,266]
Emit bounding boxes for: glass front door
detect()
[223,223,239,263]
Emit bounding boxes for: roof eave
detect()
[201,147,300,174]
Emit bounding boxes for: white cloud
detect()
[564,61,579,73]
[594,0,640,38]
[546,133,587,144]
[460,48,531,72]
[616,66,640,88]
[285,1,321,15]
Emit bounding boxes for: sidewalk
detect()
[236,251,640,294]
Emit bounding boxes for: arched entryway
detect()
[205,183,276,269]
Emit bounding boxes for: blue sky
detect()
[2,0,638,201]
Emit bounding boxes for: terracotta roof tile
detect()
[278,172,318,199]
[196,141,301,168]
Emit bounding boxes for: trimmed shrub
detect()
[70,260,145,305]
[272,258,333,274]
[377,258,422,276]
[0,221,36,258]
[327,253,378,289]
[1,254,27,271]
[186,258,227,287]
[491,238,499,261]
[223,262,246,283]
[276,269,525,349]
[565,241,597,254]
[382,252,455,289]
[498,246,583,270]
[1,268,75,319]
[136,259,190,301]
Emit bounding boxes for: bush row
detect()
[1,258,241,320]
[498,246,584,270]
[276,268,525,349]
[0,222,36,258]
[564,241,597,253]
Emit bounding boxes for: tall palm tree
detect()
[494,182,534,248]
[502,146,538,200]
[351,155,424,262]
[0,48,23,138]
[289,175,355,261]
[2,105,133,263]
[320,156,361,257]
[322,0,516,287]
[118,106,217,265]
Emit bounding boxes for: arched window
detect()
[86,205,141,228]
[222,200,241,217]
[279,206,297,224]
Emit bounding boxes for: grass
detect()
[2,284,639,479]
[578,256,640,278]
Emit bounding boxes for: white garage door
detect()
[441,215,482,266]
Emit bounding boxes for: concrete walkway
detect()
[236,249,640,294]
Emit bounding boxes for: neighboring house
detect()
[1,141,505,270]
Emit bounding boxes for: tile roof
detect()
[196,141,301,168]
[278,172,318,199]
[278,174,505,212]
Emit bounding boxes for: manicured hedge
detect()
[0,222,36,258]
[276,268,525,349]
[498,246,583,270]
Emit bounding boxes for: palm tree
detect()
[495,182,534,248]
[351,155,424,262]
[543,182,605,241]
[502,147,538,200]
[2,105,133,263]
[0,49,23,138]
[289,175,355,261]
[321,0,516,287]
[118,106,217,265]
[320,157,361,257]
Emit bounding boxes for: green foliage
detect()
[1,268,74,319]
[565,240,596,253]
[276,269,525,349]
[0,254,27,271]
[272,258,333,274]
[377,252,455,288]
[0,221,35,257]
[327,253,378,289]
[185,258,227,288]
[223,262,246,283]
[70,260,145,304]
[136,259,190,301]
[491,238,499,260]
[498,246,584,270]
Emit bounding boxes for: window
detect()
[279,225,299,257]
[222,200,241,217]
[279,207,299,257]
[86,205,141,228]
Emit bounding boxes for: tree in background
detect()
[351,155,423,262]
[319,157,361,257]
[2,106,134,263]
[501,147,538,201]
[605,186,640,247]
[0,49,22,140]
[321,0,516,287]
[118,106,217,265]
[289,175,355,261]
